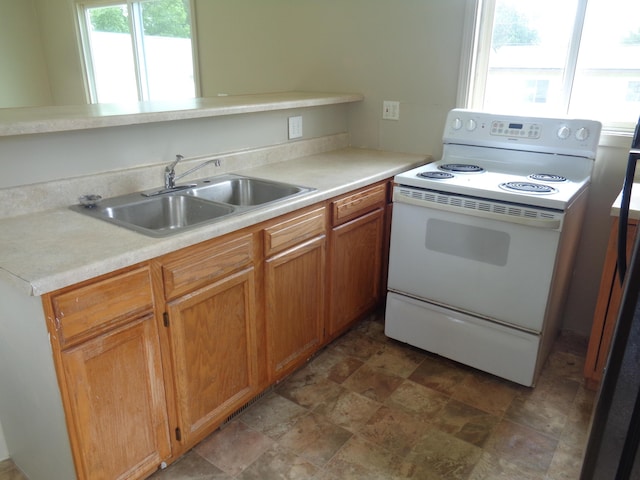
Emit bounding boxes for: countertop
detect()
[611,183,640,220]
[0,92,363,137]
[0,147,427,296]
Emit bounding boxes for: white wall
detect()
[0,421,7,461]
[563,135,631,333]
[0,0,51,107]
[196,0,466,156]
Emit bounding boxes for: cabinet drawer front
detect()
[51,266,154,347]
[264,207,326,257]
[163,233,254,299]
[332,183,387,225]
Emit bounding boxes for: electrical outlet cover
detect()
[288,116,303,139]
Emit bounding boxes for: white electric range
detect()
[385,108,602,386]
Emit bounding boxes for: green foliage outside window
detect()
[491,4,539,50]
[90,0,191,38]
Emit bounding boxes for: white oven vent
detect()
[396,187,564,223]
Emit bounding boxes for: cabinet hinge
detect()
[163,312,169,327]
[175,427,182,442]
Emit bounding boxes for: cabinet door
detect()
[61,314,170,480]
[585,218,638,389]
[329,208,385,336]
[265,236,326,381]
[166,267,258,448]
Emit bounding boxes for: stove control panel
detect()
[490,120,541,139]
[443,109,602,158]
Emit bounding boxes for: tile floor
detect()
[0,311,596,480]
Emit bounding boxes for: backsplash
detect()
[0,134,348,219]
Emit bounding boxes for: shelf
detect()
[0,91,364,137]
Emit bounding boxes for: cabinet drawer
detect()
[162,233,254,300]
[332,183,386,226]
[264,207,326,257]
[50,266,154,347]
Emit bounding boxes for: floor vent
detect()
[221,386,274,427]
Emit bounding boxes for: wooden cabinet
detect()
[159,233,260,451]
[584,217,638,390]
[264,207,327,381]
[43,265,170,480]
[328,182,387,337]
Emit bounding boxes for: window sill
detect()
[600,130,636,150]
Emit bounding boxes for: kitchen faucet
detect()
[164,155,222,189]
[143,155,221,196]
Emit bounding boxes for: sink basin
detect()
[70,174,315,237]
[71,194,234,237]
[186,175,313,206]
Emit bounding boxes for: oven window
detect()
[425,219,510,266]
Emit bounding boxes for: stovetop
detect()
[395,160,589,210]
[395,110,602,210]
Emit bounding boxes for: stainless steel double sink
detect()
[70,174,315,237]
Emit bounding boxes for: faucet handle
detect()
[166,154,184,172]
[165,154,184,189]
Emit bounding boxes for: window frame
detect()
[457,0,638,141]
[75,0,200,104]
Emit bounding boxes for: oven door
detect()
[387,192,562,332]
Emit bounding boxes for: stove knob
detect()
[466,119,477,131]
[557,125,572,139]
[575,127,590,141]
[451,118,463,130]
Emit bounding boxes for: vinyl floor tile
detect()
[430,399,500,448]
[358,404,431,456]
[239,391,309,440]
[0,461,27,480]
[235,444,318,480]
[342,363,405,402]
[148,450,231,479]
[406,428,483,480]
[483,420,558,474]
[277,369,345,411]
[193,421,275,476]
[312,388,380,432]
[367,346,426,378]
[449,372,523,416]
[409,354,470,396]
[277,412,352,467]
[384,379,449,418]
[324,435,412,480]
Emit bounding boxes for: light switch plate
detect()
[288,116,303,139]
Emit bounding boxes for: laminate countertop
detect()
[0,147,428,296]
[611,183,640,220]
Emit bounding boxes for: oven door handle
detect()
[394,193,562,229]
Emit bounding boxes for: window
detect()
[77,0,197,104]
[461,0,640,133]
